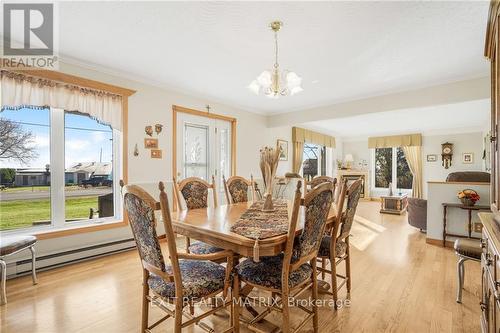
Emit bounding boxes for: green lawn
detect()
[1,185,81,193]
[0,196,99,231]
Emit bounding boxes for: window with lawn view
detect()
[374,147,412,191]
[0,107,120,232]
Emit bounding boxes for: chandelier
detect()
[248,21,303,98]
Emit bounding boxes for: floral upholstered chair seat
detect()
[148,259,226,299]
[235,254,312,290]
[317,236,347,258]
[188,241,224,255]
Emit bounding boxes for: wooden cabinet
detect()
[478,3,500,331]
[480,213,500,333]
[486,0,500,214]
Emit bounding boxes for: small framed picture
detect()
[463,152,474,164]
[144,138,158,149]
[427,154,437,162]
[151,149,162,159]
[277,139,288,161]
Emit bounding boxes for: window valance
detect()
[368,133,422,148]
[1,70,123,130]
[292,127,336,148]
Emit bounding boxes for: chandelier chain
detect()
[274,29,279,69]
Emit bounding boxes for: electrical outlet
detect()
[474,222,483,233]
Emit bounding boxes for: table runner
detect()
[231,199,289,261]
[231,199,289,239]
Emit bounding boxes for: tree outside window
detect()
[374,147,413,190]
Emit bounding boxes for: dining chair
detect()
[173,176,223,255]
[307,176,338,279]
[223,175,256,204]
[317,179,362,309]
[123,182,235,333]
[307,176,336,193]
[233,181,334,333]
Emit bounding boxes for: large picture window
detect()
[0,107,122,232]
[374,147,412,191]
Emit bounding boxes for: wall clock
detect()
[441,142,453,169]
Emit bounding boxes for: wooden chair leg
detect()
[185,236,191,253]
[331,256,338,310]
[282,291,290,333]
[174,297,183,333]
[233,274,240,333]
[229,287,234,332]
[189,300,195,315]
[141,271,150,332]
[311,259,319,333]
[345,239,352,297]
[321,257,326,280]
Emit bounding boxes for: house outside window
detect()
[0,107,122,232]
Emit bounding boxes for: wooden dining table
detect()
[170,200,338,259]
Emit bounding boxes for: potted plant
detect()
[458,189,480,206]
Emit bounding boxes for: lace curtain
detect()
[0,70,123,130]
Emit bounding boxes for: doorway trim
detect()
[172,105,237,206]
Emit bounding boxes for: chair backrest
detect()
[123,184,168,278]
[336,179,362,241]
[173,176,217,210]
[308,176,336,190]
[158,182,183,291]
[283,181,334,278]
[446,171,490,183]
[223,175,256,204]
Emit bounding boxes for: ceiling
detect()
[303,99,490,139]
[14,1,489,115]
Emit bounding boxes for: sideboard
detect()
[479,213,500,332]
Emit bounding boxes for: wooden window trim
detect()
[2,69,136,239]
[172,105,237,210]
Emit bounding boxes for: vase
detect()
[262,193,275,212]
[260,146,280,213]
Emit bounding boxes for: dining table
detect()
[170,200,338,259]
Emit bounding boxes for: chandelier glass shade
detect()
[248,21,303,98]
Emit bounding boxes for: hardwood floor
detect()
[0,201,480,332]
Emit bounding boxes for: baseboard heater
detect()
[8,238,137,279]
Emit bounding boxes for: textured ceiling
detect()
[14,1,491,114]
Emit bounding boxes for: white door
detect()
[176,113,232,201]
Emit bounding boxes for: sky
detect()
[0,107,113,170]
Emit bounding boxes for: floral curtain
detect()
[1,70,123,130]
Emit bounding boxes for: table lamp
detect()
[345,154,354,170]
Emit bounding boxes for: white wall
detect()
[422,132,485,194]
[341,131,487,198]
[265,125,293,176]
